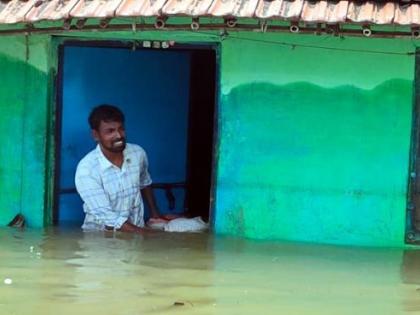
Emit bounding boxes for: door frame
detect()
[51,38,221,226]
[406,50,420,243]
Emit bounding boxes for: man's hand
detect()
[117,221,150,234]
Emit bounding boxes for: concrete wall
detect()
[0,30,415,246]
[216,33,414,246]
[0,35,51,227]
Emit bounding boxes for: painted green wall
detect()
[0,35,51,227]
[216,33,415,246]
[0,28,415,247]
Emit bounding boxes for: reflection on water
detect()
[0,227,419,315]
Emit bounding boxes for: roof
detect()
[0,0,419,26]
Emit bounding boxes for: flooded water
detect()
[1,228,420,315]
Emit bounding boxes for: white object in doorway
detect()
[164,217,208,233]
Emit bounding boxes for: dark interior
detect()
[185,49,216,221]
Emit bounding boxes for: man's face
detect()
[92,120,126,153]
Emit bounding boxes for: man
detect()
[75,104,160,233]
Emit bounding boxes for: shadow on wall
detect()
[216,80,411,244]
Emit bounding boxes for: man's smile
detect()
[113,139,125,147]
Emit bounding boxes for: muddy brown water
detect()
[1,227,420,315]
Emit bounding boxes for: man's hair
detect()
[88,104,125,130]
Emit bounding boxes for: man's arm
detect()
[141,185,160,219]
[138,149,160,219]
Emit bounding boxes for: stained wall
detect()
[0,35,51,227]
[216,33,414,246]
[0,30,415,246]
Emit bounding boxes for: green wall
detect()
[216,33,415,246]
[0,29,415,246]
[0,35,51,227]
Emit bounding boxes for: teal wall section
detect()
[216,33,415,246]
[0,29,416,246]
[0,35,50,227]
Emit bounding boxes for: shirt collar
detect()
[96,144,132,171]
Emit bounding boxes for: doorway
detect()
[407,52,420,242]
[54,40,217,226]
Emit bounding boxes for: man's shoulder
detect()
[126,143,147,157]
[76,148,100,173]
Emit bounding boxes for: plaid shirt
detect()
[75,143,152,230]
